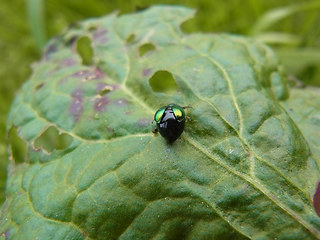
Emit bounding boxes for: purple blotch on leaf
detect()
[94,97,109,112]
[313,181,320,217]
[69,68,106,82]
[44,43,57,59]
[69,88,83,122]
[47,58,77,78]
[1,230,10,240]
[93,28,109,44]
[60,58,76,67]
[72,70,93,78]
[93,68,105,79]
[142,68,151,77]
[114,98,128,106]
[71,88,83,98]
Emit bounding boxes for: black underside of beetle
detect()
[158,118,185,143]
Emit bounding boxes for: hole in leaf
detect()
[34,126,73,153]
[126,34,135,44]
[139,43,156,57]
[76,36,94,66]
[8,127,27,164]
[149,70,178,94]
[34,82,44,91]
[313,182,320,217]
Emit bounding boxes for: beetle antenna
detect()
[183,105,192,109]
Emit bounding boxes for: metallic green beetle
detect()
[153,103,188,142]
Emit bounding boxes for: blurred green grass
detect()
[0,0,319,204]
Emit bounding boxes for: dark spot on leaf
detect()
[93,29,108,38]
[126,34,135,44]
[97,37,108,45]
[149,70,178,94]
[69,89,83,122]
[94,97,109,112]
[46,58,77,77]
[93,28,108,44]
[71,88,83,98]
[76,36,94,66]
[142,68,151,77]
[69,98,83,121]
[72,68,105,81]
[93,68,105,79]
[61,69,105,85]
[8,127,27,164]
[34,82,44,91]
[72,70,92,78]
[139,43,156,57]
[138,118,151,126]
[47,43,57,53]
[34,126,73,153]
[44,43,57,58]
[313,182,320,217]
[114,98,128,106]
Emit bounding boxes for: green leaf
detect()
[281,88,320,161]
[1,5,320,239]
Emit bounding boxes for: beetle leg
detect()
[152,127,158,134]
[183,105,192,109]
[186,116,192,122]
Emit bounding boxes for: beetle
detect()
[153,103,190,142]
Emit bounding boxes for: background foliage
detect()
[0,0,319,205]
